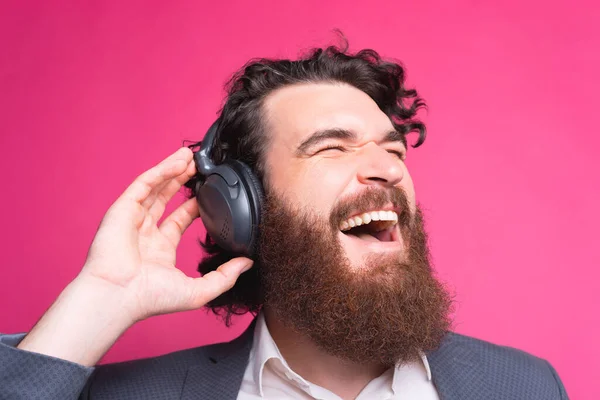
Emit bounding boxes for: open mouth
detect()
[339,210,399,243]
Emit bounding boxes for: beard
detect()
[257,187,453,367]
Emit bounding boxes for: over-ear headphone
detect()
[193,119,264,257]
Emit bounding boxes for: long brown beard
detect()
[257,188,453,367]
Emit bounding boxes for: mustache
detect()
[329,186,412,229]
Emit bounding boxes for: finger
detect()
[142,157,196,210]
[185,257,254,309]
[147,159,197,221]
[120,147,193,206]
[158,197,201,247]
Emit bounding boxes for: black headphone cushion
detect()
[228,160,264,248]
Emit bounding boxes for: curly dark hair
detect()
[183,37,427,325]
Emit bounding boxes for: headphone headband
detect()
[194,119,220,176]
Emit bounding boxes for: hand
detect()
[79,147,253,324]
[17,147,252,366]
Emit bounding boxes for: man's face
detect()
[263,83,415,268]
[256,82,451,365]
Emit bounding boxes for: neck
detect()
[263,308,389,400]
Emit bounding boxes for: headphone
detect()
[193,119,264,257]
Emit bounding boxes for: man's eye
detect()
[316,145,346,154]
[388,150,406,160]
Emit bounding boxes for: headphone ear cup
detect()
[196,160,263,256]
[228,160,264,252]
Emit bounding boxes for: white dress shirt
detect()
[237,313,440,399]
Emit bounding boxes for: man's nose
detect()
[356,143,405,187]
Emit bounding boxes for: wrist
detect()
[17,274,136,366]
[72,272,140,325]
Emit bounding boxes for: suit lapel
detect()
[180,320,256,400]
[427,332,491,400]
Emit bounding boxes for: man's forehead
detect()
[263,82,395,145]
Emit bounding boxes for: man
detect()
[0,43,568,399]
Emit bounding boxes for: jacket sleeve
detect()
[0,333,95,400]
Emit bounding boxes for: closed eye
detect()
[315,145,347,154]
[316,146,406,160]
[388,150,406,160]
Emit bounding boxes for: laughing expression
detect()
[262,82,416,269]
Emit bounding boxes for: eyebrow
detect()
[295,128,406,155]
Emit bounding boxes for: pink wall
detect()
[1,0,598,397]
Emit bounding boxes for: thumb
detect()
[186,257,254,309]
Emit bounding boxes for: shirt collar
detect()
[250,312,433,396]
[419,351,433,381]
[252,312,303,397]
[390,352,433,395]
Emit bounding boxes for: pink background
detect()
[1,1,598,398]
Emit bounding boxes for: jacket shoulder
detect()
[84,320,256,399]
[430,332,568,399]
[444,331,552,366]
[83,346,202,399]
[84,340,238,399]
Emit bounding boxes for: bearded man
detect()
[0,43,568,400]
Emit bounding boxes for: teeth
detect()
[361,213,371,224]
[339,210,398,232]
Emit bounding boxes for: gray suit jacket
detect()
[0,321,568,400]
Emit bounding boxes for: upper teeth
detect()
[339,210,398,231]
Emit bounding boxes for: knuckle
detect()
[216,268,236,290]
[170,215,185,232]
[224,277,236,291]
